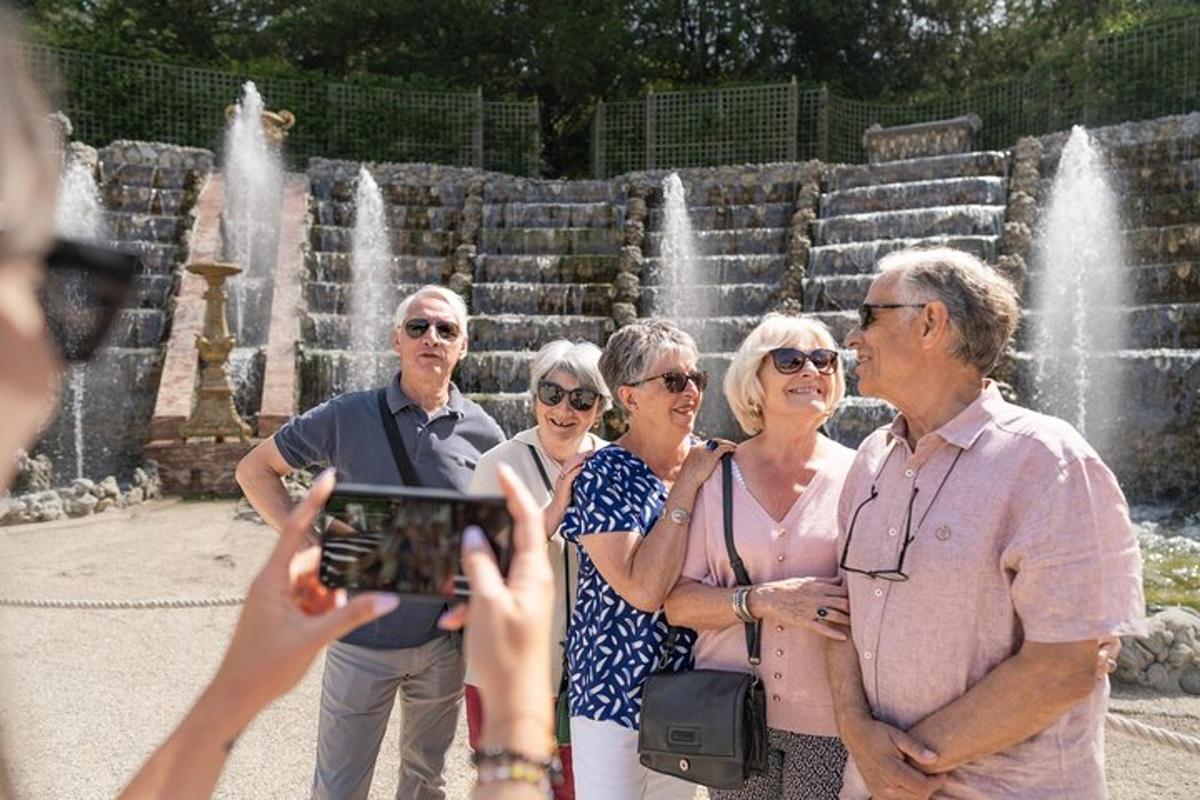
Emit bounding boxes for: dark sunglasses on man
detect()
[626,369,709,393]
[536,380,601,412]
[38,238,137,362]
[858,302,926,330]
[769,347,839,375]
[403,317,460,342]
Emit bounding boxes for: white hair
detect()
[529,339,612,413]
[392,285,469,337]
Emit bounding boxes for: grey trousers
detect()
[311,635,464,800]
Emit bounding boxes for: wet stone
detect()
[110,310,167,348]
[305,253,447,285]
[103,212,185,245]
[828,152,1008,192]
[647,203,792,231]
[455,352,535,394]
[468,315,614,351]
[645,228,788,258]
[813,205,1005,246]
[1127,224,1200,264]
[479,228,622,257]
[643,255,787,286]
[471,283,615,316]
[303,281,423,316]
[481,203,618,229]
[808,236,998,276]
[641,284,777,317]
[472,254,620,284]
[821,176,1007,218]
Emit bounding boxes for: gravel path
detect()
[0,500,1194,798]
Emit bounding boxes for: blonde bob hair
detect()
[723,313,846,436]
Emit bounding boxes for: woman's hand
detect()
[439,464,555,756]
[544,450,589,538]
[206,470,401,727]
[674,438,736,494]
[749,576,850,641]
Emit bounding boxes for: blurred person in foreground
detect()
[0,14,553,800]
[466,339,612,800]
[828,246,1144,799]
[664,313,855,799]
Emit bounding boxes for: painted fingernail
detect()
[462,525,486,551]
[372,594,400,615]
[706,439,718,451]
[316,467,337,485]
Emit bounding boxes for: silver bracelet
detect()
[730,586,757,624]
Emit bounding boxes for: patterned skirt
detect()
[709,728,847,800]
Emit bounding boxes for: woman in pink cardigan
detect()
[664,313,855,800]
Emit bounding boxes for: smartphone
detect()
[319,483,513,599]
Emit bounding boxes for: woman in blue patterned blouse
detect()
[559,320,735,800]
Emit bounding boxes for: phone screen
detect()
[319,484,513,598]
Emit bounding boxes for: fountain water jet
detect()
[347,166,394,391]
[221,81,283,346]
[54,158,109,478]
[1031,125,1128,453]
[656,173,707,318]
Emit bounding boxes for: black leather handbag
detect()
[637,454,767,789]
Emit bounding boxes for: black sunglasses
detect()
[858,303,926,330]
[39,238,137,362]
[403,317,460,342]
[627,369,709,393]
[770,347,839,375]
[839,485,917,582]
[537,380,601,412]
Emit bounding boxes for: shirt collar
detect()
[386,372,465,418]
[886,379,1003,452]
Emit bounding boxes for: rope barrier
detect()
[1105,712,1200,756]
[3,595,1198,756]
[0,596,244,610]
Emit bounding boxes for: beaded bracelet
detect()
[473,747,563,795]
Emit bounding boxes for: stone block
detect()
[143,439,258,496]
[864,115,982,163]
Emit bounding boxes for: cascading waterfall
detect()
[657,173,707,318]
[221,81,283,345]
[347,166,394,391]
[54,158,109,479]
[1031,125,1128,451]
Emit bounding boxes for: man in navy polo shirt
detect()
[238,285,504,800]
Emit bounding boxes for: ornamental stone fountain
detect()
[179,262,252,441]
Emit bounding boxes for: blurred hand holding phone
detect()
[319,484,514,600]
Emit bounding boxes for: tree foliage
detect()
[15,0,1199,175]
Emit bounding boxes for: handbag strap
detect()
[722,454,762,666]
[376,388,421,487]
[527,444,573,672]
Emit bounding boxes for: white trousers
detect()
[569,716,696,800]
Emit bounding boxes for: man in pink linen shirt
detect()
[826,247,1145,799]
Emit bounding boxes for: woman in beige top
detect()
[467,339,610,800]
[665,313,855,800]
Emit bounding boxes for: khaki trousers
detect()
[311,635,464,800]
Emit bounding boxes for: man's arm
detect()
[906,638,1098,773]
[235,436,297,533]
[825,636,944,799]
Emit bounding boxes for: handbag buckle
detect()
[678,758,690,772]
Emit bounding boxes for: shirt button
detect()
[874,588,883,597]
[774,672,783,680]
[775,625,784,633]
[888,527,898,537]
[776,555,785,563]
[904,468,915,478]
[772,694,781,702]
[775,649,784,657]
[864,650,874,660]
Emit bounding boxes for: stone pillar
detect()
[449,179,483,303]
[998,136,1043,296]
[612,183,648,328]
[778,161,823,312]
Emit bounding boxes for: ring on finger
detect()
[816,606,829,619]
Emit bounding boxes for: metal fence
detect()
[593,14,1200,175]
[20,43,543,175]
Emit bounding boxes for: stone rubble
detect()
[1,457,163,526]
[1117,606,1200,695]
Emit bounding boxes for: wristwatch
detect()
[731,586,758,623]
[668,506,691,525]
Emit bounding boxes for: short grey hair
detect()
[877,247,1020,375]
[392,285,469,337]
[529,339,612,413]
[599,320,699,413]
